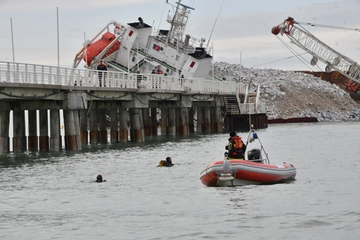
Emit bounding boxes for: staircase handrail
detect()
[255,84,260,113]
[235,87,242,114]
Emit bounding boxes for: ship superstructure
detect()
[73,1,213,80]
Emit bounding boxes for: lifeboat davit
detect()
[83,32,120,66]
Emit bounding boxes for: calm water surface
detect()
[1,122,360,240]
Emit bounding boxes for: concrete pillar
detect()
[13,110,26,152]
[179,107,189,136]
[0,110,10,153]
[63,110,78,151]
[74,110,82,150]
[89,109,98,144]
[168,107,176,136]
[119,108,128,143]
[79,110,88,145]
[50,109,61,151]
[160,108,168,136]
[110,108,118,143]
[204,107,211,133]
[129,108,144,142]
[142,108,151,137]
[150,108,158,136]
[196,107,204,133]
[213,106,223,133]
[39,110,49,152]
[28,110,38,151]
[139,108,145,141]
[188,107,194,133]
[175,108,180,135]
[98,109,107,144]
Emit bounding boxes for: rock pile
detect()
[212,62,360,121]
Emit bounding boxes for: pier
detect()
[0,61,267,153]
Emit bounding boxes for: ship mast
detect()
[166,0,194,45]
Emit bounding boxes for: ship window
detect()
[129,30,134,37]
[153,44,160,51]
[190,61,195,68]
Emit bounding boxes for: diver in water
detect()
[158,157,174,167]
[96,174,106,182]
[165,157,173,166]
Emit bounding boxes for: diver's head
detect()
[96,174,103,182]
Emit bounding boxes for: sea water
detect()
[0,121,359,240]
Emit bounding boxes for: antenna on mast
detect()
[166,0,195,46]
[166,0,181,45]
[206,0,225,49]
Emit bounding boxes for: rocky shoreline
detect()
[212,62,360,122]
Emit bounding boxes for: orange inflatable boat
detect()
[200,129,296,187]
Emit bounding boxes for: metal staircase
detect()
[223,84,262,116]
[223,95,241,115]
[132,45,179,73]
[108,60,129,72]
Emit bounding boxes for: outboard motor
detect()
[218,158,234,185]
[223,158,231,173]
[247,148,262,163]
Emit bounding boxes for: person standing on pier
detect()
[97,60,107,87]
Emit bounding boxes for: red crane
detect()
[272,17,360,95]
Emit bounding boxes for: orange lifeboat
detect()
[83,32,120,66]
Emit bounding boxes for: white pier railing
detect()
[0,61,244,93]
[0,61,266,114]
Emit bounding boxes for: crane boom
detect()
[272,17,360,85]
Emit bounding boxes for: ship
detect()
[72,0,213,82]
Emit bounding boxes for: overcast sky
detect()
[0,0,359,71]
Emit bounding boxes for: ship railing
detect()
[0,61,138,88]
[133,73,247,94]
[131,41,179,73]
[177,78,244,93]
[148,33,195,56]
[0,61,246,94]
[151,28,210,53]
[132,43,149,57]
